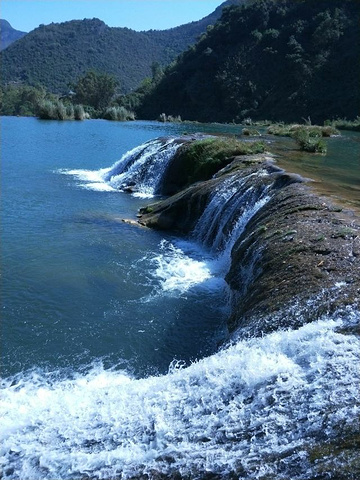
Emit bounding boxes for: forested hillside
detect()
[0,20,27,50]
[138,0,360,123]
[0,1,243,94]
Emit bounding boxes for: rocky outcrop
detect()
[226,182,360,334]
[139,154,360,335]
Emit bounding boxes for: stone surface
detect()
[138,154,360,335]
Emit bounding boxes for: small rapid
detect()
[1,315,359,479]
[3,128,359,480]
[60,138,185,197]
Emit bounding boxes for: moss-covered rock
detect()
[160,137,265,195]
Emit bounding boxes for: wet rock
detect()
[226,183,360,333]
[138,153,360,335]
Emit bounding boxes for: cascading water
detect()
[60,138,185,197]
[1,316,359,480]
[2,133,359,480]
[193,170,271,272]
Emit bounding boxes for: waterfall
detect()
[59,137,184,197]
[103,138,183,197]
[4,133,359,480]
[192,167,272,272]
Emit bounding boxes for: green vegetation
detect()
[266,123,342,153]
[37,100,86,120]
[103,106,135,121]
[0,2,232,94]
[0,71,135,120]
[292,127,327,153]
[325,117,360,132]
[267,124,340,138]
[0,84,48,116]
[242,128,261,136]
[178,137,265,185]
[72,70,118,110]
[138,0,360,124]
[158,113,182,123]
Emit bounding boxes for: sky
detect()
[1,0,225,33]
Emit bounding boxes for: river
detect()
[1,117,359,480]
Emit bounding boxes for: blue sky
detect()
[1,0,225,33]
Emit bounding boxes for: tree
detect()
[73,70,118,110]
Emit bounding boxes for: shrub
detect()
[157,113,182,122]
[242,128,261,136]
[324,117,360,132]
[103,106,135,121]
[267,124,293,136]
[37,100,57,119]
[74,104,86,120]
[268,123,339,139]
[37,100,75,120]
[292,127,327,153]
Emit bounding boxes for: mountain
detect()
[138,0,360,123]
[0,19,27,50]
[0,1,245,94]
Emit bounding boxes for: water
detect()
[269,130,360,210]
[1,117,359,479]
[1,117,234,378]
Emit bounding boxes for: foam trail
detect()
[1,317,359,479]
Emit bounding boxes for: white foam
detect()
[1,317,359,479]
[150,240,213,293]
[58,167,114,191]
[57,138,182,197]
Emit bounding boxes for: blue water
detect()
[2,117,241,378]
[1,117,359,480]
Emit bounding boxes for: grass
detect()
[325,117,360,132]
[292,127,327,153]
[37,100,87,120]
[103,106,135,121]
[242,128,261,136]
[266,123,338,154]
[267,123,340,138]
[179,137,265,184]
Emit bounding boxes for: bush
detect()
[158,113,182,122]
[37,100,87,120]
[292,127,327,153]
[103,106,135,121]
[242,128,261,136]
[37,100,57,119]
[267,123,339,140]
[324,117,360,132]
[74,104,86,120]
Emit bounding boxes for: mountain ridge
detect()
[0,19,27,50]
[0,1,244,93]
[138,0,360,123]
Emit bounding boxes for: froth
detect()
[58,168,115,191]
[1,317,359,479]
[150,240,213,293]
